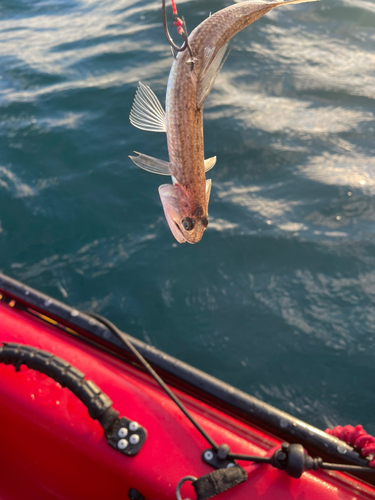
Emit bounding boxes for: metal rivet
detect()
[204,450,214,461]
[280,419,288,429]
[24,290,30,295]
[70,309,79,317]
[117,439,128,450]
[129,434,140,445]
[129,421,139,431]
[117,427,128,438]
[44,300,52,307]
[337,445,347,454]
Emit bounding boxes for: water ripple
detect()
[1,0,374,433]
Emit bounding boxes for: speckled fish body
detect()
[165,3,279,176]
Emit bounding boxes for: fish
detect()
[129,0,318,244]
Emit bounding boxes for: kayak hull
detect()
[0,275,374,500]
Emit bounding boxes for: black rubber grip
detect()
[0,342,119,430]
[192,465,247,500]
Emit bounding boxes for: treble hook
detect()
[162,0,194,68]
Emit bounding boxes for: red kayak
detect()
[0,272,374,500]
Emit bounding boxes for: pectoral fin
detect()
[129,82,166,132]
[129,152,171,175]
[197,43,229,109]
[204,156,217,172]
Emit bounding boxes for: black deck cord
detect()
[87,312,219,452]
[320,462,375,472]
[229,452,375,474]
[87,314,375,475]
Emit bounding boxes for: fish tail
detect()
[274,0,320,5]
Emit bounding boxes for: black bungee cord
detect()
[86,312,219,452]
[87,312,375,476]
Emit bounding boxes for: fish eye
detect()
[182,217,195,231]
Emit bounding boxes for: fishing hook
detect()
[162,0,194,69]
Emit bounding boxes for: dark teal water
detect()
[1,0,374,434]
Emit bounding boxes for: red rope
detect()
[326,425,375,467]
[170,0,184,36]
[174,18,183,35]
[170,0,177,15]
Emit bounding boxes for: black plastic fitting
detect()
[0,342,146,456]
[271,443,323,478]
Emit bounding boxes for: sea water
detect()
[0,0,374,433]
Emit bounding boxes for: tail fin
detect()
[274,0,320,5]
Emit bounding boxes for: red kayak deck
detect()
[0,300,374,500]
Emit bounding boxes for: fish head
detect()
[158,180,212,244]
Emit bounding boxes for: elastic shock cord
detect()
[89,313,375,474]
[87,312,219,452]
[87,314,375,474]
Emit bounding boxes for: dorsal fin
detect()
[197,43,229,109]
[129,82,166,132]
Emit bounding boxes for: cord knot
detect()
[326,424,375,467]
[173,14,184,36]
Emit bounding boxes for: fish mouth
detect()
[176,221,207,244]
[173,222,198,244]
[174,221,187,243]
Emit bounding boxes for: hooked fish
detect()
[129,0,317,244]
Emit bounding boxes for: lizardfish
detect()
[129,0,317,244]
